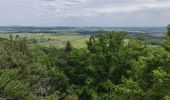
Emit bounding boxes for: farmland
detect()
[0,33,90,48]
[0,26,166,48]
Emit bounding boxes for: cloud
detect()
[0,0,170,26]
[41,0,170,17]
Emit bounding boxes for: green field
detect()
[0,33,90,48]
[0,32,164,49]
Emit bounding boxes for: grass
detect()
[0,33,90,48]
[0,32,164,48]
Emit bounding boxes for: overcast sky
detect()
[0,0,170,27]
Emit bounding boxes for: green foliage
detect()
[46,68,69,97]
[167,25,170,36]
[0,37,32,69]
[0,69,30,99]
[65,41,73,53]
[0,26,170,99]
[4,81,28,99]
[163,25,170,51]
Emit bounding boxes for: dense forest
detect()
[0,25,170,100]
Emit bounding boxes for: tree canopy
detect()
[0,26,170,99]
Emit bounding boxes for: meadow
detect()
[0,27,166,48]
[0,33,90,48]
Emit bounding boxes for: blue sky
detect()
[0,0,170,27]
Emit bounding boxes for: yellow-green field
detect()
[0,33,90,48]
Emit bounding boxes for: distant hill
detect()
[0,26,166,37]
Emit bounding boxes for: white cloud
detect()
[0,0,170,26]
[41,0,170,17]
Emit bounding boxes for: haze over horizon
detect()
[0,0,170,27]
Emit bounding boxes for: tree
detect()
[167,25,170,36]
[46,68,69,97]
[0,69,30,99]
[0,37,32,69]
[163,25,170,51]
[1,26,170,99]
[64,41,73,53]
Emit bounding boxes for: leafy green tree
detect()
[0,37,47,98]
[163,25,170,51]
[65,41,73,53]
[46,68,69,97]
[0,37,32,69]
[167,25,170,36]
[0,69,30,99]
[1,26,170,99]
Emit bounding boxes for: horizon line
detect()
[0,25,167,28]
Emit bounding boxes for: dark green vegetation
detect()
[0,26,170,100]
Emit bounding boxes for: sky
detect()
[0,0,170,27]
